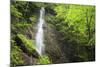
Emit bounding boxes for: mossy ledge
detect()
[15,34,39,57]
[11,34,39,67]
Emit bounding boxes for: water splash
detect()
[35,7,45,55]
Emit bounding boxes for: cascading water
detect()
[35,7,45,55]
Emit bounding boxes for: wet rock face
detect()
[44,22,67,63]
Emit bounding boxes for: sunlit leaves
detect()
[11,5,22,18]
[53,4,95,47]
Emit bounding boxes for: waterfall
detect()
[35,7,45,55]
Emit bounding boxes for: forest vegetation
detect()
[11,1,95,67]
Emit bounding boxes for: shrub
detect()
[11,40,24,67]
[38,55,52,64]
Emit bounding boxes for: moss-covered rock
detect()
[15,34,39,57]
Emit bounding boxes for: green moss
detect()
[11,40,24,67]
[16,34,36,54]
[38,55,52,64]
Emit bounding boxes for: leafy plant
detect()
[37,55,52,64]
[11,5,22,18]
[11,40,24,67]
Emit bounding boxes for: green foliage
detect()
[46,4,95,61]
[11,1,95,65]
[11,22,33,36]
[53,4,95,45]
[11,5,22,18]
[16,34,36,54]
[11,40,24,67]
[14,22,32,27]
[88,35,95,46]
[29,15,37,23]
[34,2,46,8]
[38,55,52,64]
[45,14,57,24]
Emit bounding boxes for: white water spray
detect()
[35,7,45,55]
